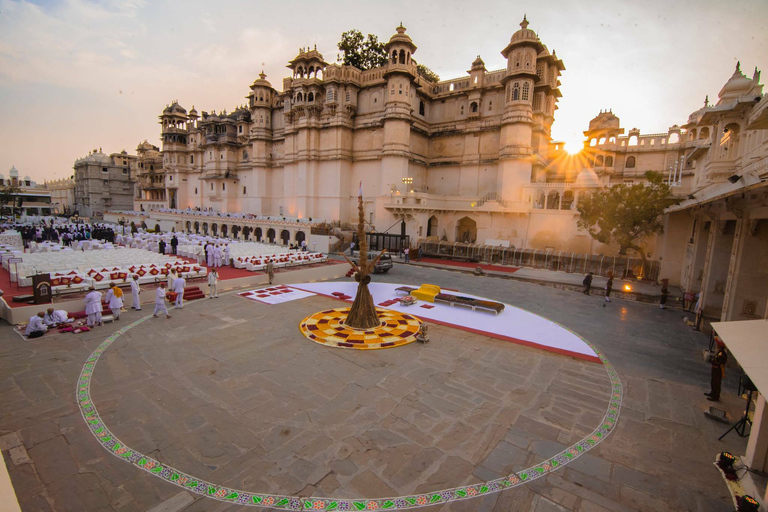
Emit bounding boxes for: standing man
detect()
[130,275,141,311]
[582,272,593,295]
[349,241,355,256]
[223,243,231,266]
[196,242,205,265]
[605,274,613,302]
[213,244,222,267]
[105,282,124,321]
[205,242,213,266]
[404,246,410,263]
[84,286,103,327]
[170,234,178,255]
[172,272,186,309]
[208,268,219,299]
[706,338,728,402]
[158,239,166,255]
[266,259,275,285]
[153,283,172,319]
[660,278,669,309]
[25,312,47,339]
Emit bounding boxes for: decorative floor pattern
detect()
[238,285,316,305]
[76,286,623,510]
[299,307,422,350]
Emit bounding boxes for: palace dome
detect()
[163,102,187,115]
[574,168,600,188]
[510,15,538,44]
[718,63,753,100]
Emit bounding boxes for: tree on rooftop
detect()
[416,63,440,83]
[337,29,388,70]
[576,171,677,266]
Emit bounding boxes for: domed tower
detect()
[497,16,545,202]
[286,47,328,121]
[467,56,486,119]
[248,71,274,137]
[187,106,198,130]
[380,23,417,191]
[583,110,622,174]
[159,101,189,150]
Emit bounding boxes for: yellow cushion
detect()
[410,284,441,303]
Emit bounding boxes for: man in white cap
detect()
[25,312,47,338]
[153,282,171,319]
[172,272,186,308]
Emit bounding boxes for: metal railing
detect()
[417,239,659,280]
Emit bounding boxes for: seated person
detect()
[25,312,47,339]
[43,308,74,327]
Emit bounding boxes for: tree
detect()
[417,63,440,83]
[0,185,20,219]
[337,30,388,71]
[576,171,677,264]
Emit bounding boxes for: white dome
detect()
[574,168,600,188]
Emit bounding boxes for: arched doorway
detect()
[185,221,191,233]
[427,215,438,237]
[221,224,228,237]
[211,223,218,236]
[546,191,560,209]
[296,231,306,245]
[456,217,477,243]
[194,221,199,234]
[267,228,276,243]
[281,230,290,245]
[255,227,262,242]
[242,226,251,241]
[202,223,208,235]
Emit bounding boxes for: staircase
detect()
[184,286,205,301]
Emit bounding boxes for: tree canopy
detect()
[576,171,677,261]
[416,63,440,83]
[337,30,388,71]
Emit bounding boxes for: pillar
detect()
[699,217,737,320]
[723,218,768,321]
[744,395,768,505]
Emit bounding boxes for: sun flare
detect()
[563,139,584,154]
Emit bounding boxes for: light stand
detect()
[719,375,756,440]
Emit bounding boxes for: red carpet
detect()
[0,265,35,307]
[416,257,519,274]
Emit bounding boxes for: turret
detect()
[159,101,189,148]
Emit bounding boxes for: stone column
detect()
[699,217,737,320]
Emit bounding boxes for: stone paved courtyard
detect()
[0,264,750,511]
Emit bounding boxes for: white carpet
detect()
[238,285,315,305]
[290,282,599,362]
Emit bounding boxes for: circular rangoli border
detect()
[76,288,622,510]
[299,307,422,349]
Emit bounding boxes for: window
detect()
[122,168,128,174]
[243,150,248,161]
[169,176,173,181]
[210,183,213,191]
[102,167,108,173]
[190,156,194,164]
[512,82,520,101]
[606,156,614,167]
[194,187,198,194]
[243,186,246,194]
[470,102,478,113]
[488,101,493,111]
[460,105,464,115]
[626,156,636,168]
[522,82,529,101]
[222,183,225,191]
[419,100,425,116]
[345,91,350,103]
[239,126,243,133]
[103,180,108,186]
[326,89,333,102]
[532,93,541,111]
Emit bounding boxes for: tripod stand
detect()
[719,388,754,440]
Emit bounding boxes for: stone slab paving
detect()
[0,263,748,511]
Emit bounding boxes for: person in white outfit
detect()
[172,274,186,308]
[43,308,73,327]
[130,275,141,310]
[84,287,103,327]
[223,244,231,266]
[153,283,171,319]
[167,269,175,290]
[105,282,124,321]
[196,243,205,265]
[25,312,47,338]
[213,244,222,267]
[206,243,214,266]
[207,267,218,298]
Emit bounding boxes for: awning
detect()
[711,319,768,396]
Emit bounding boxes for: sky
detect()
[0,0,766,182]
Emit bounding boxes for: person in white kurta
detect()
[43,308,73,326]
[207,268,218,298]
[153,284,171,318]
[223,244,231,266]
[206,243,214,266]
[25,313,47,338]
[167,269,175,290]
[130,275,141,310]
[213,245,222,267]
[196,243,205,265]
[172,275,186,308]
[105,283,124,321]
[84,288,103,327]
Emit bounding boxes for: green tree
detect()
[0,185,20,219]
[416,63,440,83]
[337,29,388,70]
[576,171,677,264]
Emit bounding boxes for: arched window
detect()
[598,137,606,145]
[668,132,679,144]
[595,155,604,166]
[605,156,614,167]
[297,92,303,102]
[470,102,478,113]
[689,129,697,140]
[399,49,405,64]
[608,136,616,144]
[308,92,314,102]
[628,135,638,146]
[626,156,636,168]
[243,150,248,161]
[392,51,397,63]
[590,138,597,147]
[512,82,520,101]
[522,82,530,101]
[419,100,425,116]
[190,156,194,164]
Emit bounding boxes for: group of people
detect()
[16,221,118,248]
[23,308,75,338]
[188,241,231,267]
[581,272,669,308]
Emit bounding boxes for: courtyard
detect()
[0,264,750,511]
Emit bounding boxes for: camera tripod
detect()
[719,388,754,440]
